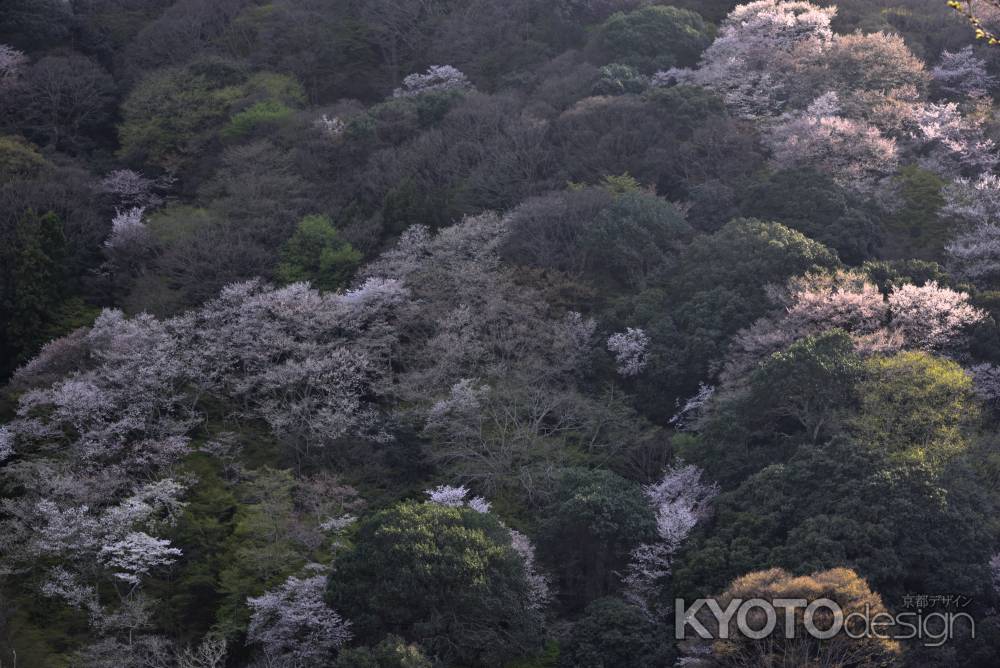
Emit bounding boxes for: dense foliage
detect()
[3,1,1000,666]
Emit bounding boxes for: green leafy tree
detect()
[742,168,880,264]
[0,209,66,377]
[590,5,715,73]
[327,501,544,667]
[672,437,998,603]
[631,219,840,408]
[591,63,648,96]
[750,329,864,443]
[558,597,674,668]
[215,468,304,638]
[151,454,238,643]
[222,100,295,139]
[276,215,363,291]
[537,468,657,612]
[581,188,692,289]
[119,59,247,169]
[853,351,979,467]
[861,258,949,293]
[882,165,948,259]
[683,330,864,486]
[0,135,48,177]
[119,59,304,170]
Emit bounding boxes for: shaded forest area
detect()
[4,0,1000,666]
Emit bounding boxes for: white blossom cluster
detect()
[393,65,472,98]
[425,484,491,513]
[622,463,719,618]
[247,568,352,665]
[607,327,649,377]
[723,272,986,383]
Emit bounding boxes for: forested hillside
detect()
[4,0,1000,666]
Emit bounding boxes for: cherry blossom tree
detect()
[510,528,551,611]
[314,113,346,139]
[947,222,1000,284]
[105,207,152,251]
[425,483,490,512]
[0,425,12,462]
[607,327,649,377]
[362,215,641,496]
[0,273,409,649]
[689,0,835,118]
[943,174,1000,226]
[3,477,188,653]
[246,567,352,666]
[767,93,898,191]
[393,65,472,98]
[722,271,985,384]
[970,363,1000,410]
[622,463,718,618]
[99,169,166,210]
[888,281,986,350]
[99,531,183,586]
[670,383,716,431]
[933,46,996,99]
[910,101,998,176]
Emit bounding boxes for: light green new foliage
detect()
[854,351,980,467]
[0,135,48,177]
[222,100,295,138]
[119,61,305,169]
[277,215,363,291]
[119,63,244,169]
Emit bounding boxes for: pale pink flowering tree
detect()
[425,483,491,512]
[623,463,718,618]
[767,93,898,191]
[314,114,346,139]
[691,0,835,118]
[366,215,624,497]
[0,425,12,462]
[1,277,405,646]
[99,169,165,209]
[887,281,985,350]
[7,478,188,648]
[510,528,551,611]
[105,207,150,250]
[933,46,995,99]
[723,272,985,384]
[991,554,1000,595]
[99,532,183,586]
[607,327,649,377]
[723,272,888,383]
[393,65,472,98]
[943,174,1000,226]
[970,363,1000,410]
[670,383,716,432]
[947,223,1000,285]
[246,568,352,666]
[910,101,998,176]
